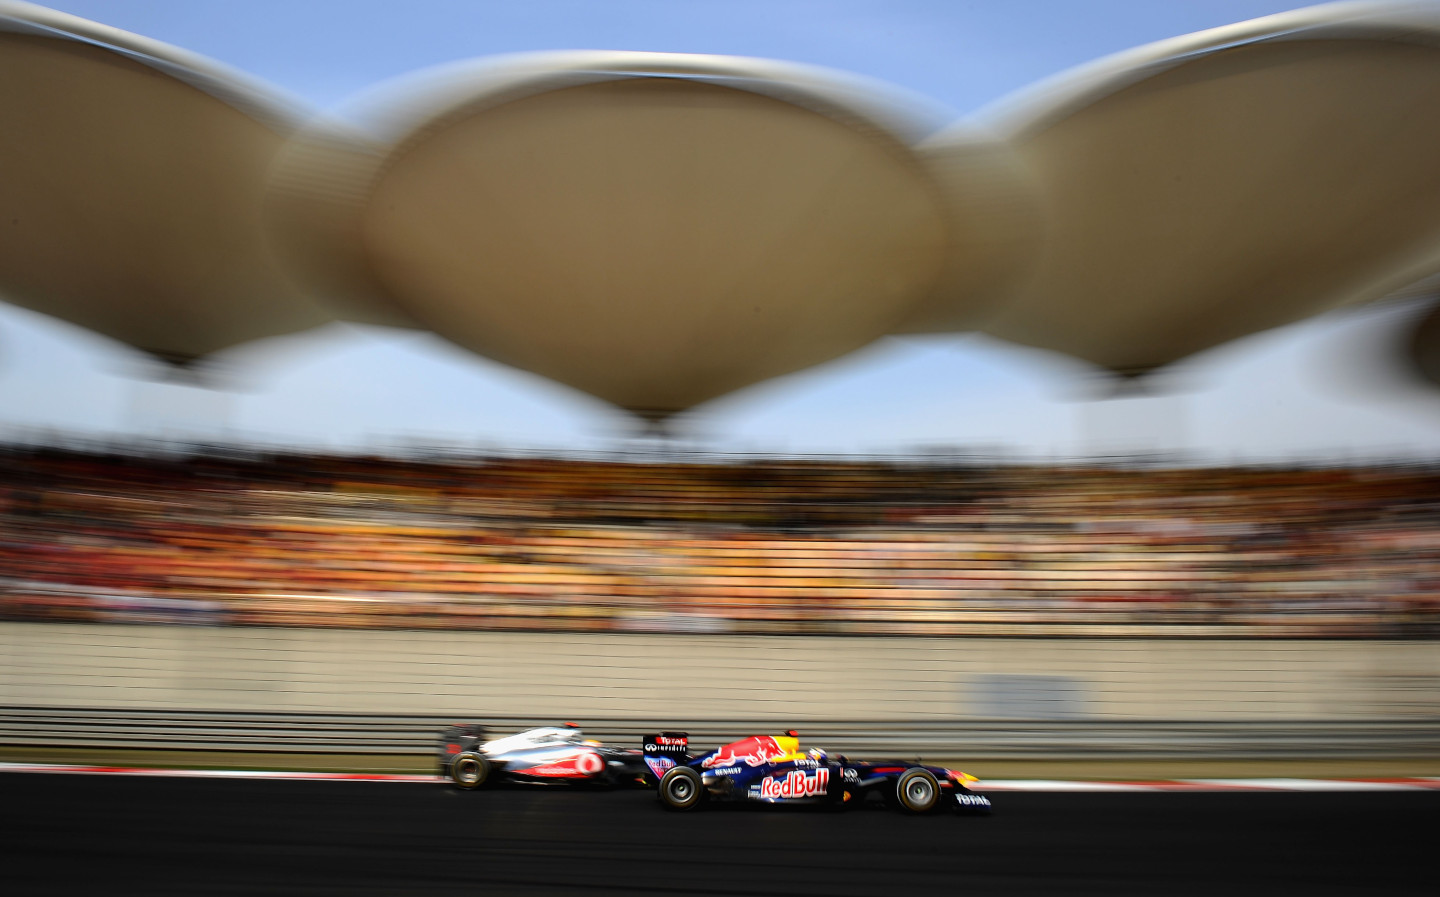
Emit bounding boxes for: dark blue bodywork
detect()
[644,732,992,814]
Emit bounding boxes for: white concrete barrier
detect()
[2,623,1437,721]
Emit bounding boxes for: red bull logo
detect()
[759,768,829,799]
[701,736,789,769]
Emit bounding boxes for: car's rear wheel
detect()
[894,768,940,813]
[449,751,491,790]
[658,766,705,811]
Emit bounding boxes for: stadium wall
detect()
[2,623,1436,721]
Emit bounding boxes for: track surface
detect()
[3,773,1435,895]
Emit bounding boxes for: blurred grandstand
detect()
[2,442,1436,639]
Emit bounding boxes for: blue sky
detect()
[3,0,1439,459]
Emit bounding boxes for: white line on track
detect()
[981,780,1156,792]
[0,762,433,782]
[3,763,1438,791]
[982,777,1440,792]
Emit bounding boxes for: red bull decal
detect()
[702,736,788,769]
[759,768,829,799]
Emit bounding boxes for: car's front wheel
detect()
[449,751,491,790]
[658,766,705,811]
[894,768,940,813]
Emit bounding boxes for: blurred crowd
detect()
[1,444,1437,637]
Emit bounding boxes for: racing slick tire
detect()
[658,766,706,811]
[894,768,941,814]
[449,751,491,790]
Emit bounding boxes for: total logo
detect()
[759,768,830,800]
[955,793,991,808]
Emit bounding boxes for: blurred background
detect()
[1,0,1438,777]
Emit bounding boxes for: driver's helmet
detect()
[562,722,584,742]
[807,747,827,760]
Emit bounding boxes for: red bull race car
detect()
[642,731,992,814]
[438,723,648,789]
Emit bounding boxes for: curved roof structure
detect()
[272,52,1005,415]
[4,0,1440,415]
[905,1,1440,376]
[0,1,335,363]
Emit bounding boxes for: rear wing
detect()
[437,724,487,774]
[641,732,690,781]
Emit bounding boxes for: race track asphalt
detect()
[2,773,1435,896]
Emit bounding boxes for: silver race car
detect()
[438,723,648,789]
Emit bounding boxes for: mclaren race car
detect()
[439,723,648,789]
[643,731,991,814]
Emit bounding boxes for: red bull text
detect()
[759,768,830,799]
